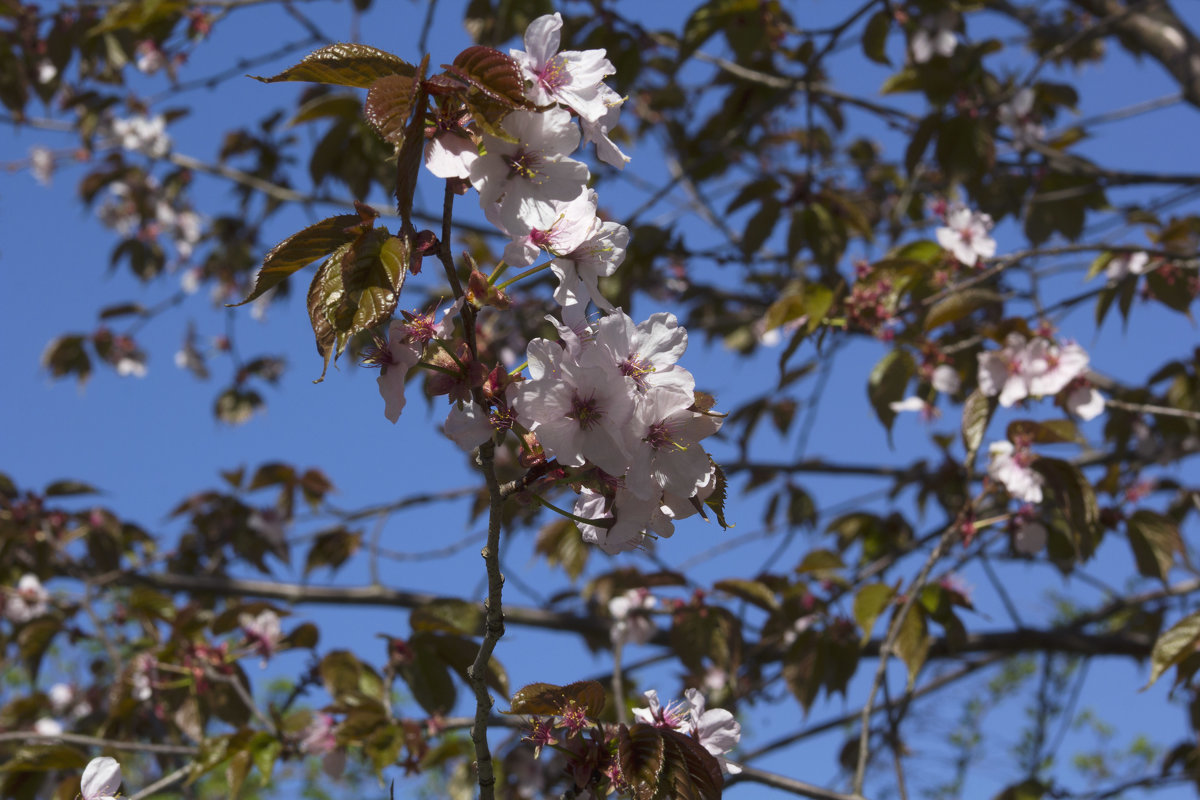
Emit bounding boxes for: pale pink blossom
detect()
[550,217,629,311]
[239,609,283,663]
[936,206,996,267]
[931,364,961,394]
[444,401,494,452]
[1106,251,1150,281]
[468,108,590,234]
[34,717,63,736]
[911,12,957,63]
[7,574,49,623]
[497,189,598,267]
[632,689,690,732]
[580,84,630,168]
[988,441,1043,504]
[111,114,171,159]
[29,146,53,186]
[608,588,658,646]
[511,13,616,124]
[998,88,1044,151]
[573,488,675,554]
[977,334,1090,407]
[684,688,742,774]
[81,757,122,800]
[424,130,478,179]
[889,396,937,420]
[136,41,166,74]
[628,386,722,500]
[373,320,423,423]
[591,311,691,395]
[1065,384,1106,421]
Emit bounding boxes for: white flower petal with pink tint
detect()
[551,218,629,311]
[501,190,598,267]
[445,402,494,452]
[424,132,478,179]
[511,13,616,123]
[574,488,674,554]
[592,310,690,394]
[7,574,50,623]
[1106,251,1150,281]
[1065,385,1106,421]
[376,320,423,423]
[988,441,1043,504]
[581,84,630,168]
[609,588,658,646]
[931,364,961,394]
[684,688,742,774]
[81,757,122,800]
[937,206,996,267]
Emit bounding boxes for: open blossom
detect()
[580,83,630,168]
[6,574,50,623]
[130,653,156,701]
[1106,251,1150,281]
[468,108,590,234]
[592,311,691,395]
[111,114,172,158]
[628,386,722,500]
[936,206,996,267]
[609,588,658,646]
[931,364,961,394]
[444,401,494,452]
[81,757,122,800]
[239,609,283,663]
[998,88,1045,151]
[1065,381,1106,421]
[369,321,423,423]
[911,12,957,63]
[550,216,629,311]
[977,333,1089,407]
[684,688,742,774]
[574,488,675,554]
[497,189,598,267]
[34,717,64,736]
[511,13,616,125]
[988,441,1043,504]
[632,689,690,731]
[889,396,937,420]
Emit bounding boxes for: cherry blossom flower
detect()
[511,13,616,124]
[368,320,423,423]
[1105,251,1150,281]
[550,217,630,311]
[580,84,630,168]
[48,683,74,714]
[591,311,692,395]
[889,396,937,420]
[129,653,156,701]
[468,108,590,234]
[998,88,1045,151]
[684,688,742,774]
[136,41,166,74]
[628,386,722,500]
[987,441,1043,504]
[444,401,494,452]
[29,146,53,186]
[36,59,56,84]
[34,717,64,736]
[573,488,675,554]
[608,588,658,646]
[111,114,172,159]
[239,609,283,663]
[911,12,957,64]
[511,345,637,476]
[1065,382,1106,421]
[931,364,961,394]
[632,689,690,732]
[497,189,598,267]
[81,757,122,800]
[936,206,996,267]
[424,127,478,179]
[977,333,1089,407]
[6,574,50,623]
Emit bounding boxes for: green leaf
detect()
[782,629,822,711]
[446,45,528,108]
[713,579,778,611]
[534,519,590,582]
[397,642,457,715]
[1146,609,1200,688]
[41,335,92,384]
[862,10,892,65]
[961,389,996,461]
[704,461,731,530]
[1006,418,1081,444]
[992,779,1047,800]
[867,349,916,433]
[740,197,781,256]
[854,583,895,645]
[681,0,758,58]
[892,239,943,264]
[364,73,419,145]
[506,680,607,717]
[43,479,100,497]
[254,43,416,88]
[892,603,930,688]
[1032,458,1100,561]
[1127,509,1182,583]
[232,214,367,307]
[226,749,252,800]
[420,631,509,696]
[924,289,1004,331]
[410,599,483,636]
[18,617,61,683]
[796,548,845,575]
[303,528,362,577]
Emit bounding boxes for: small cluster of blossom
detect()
[936,204,996,268]
[108,113,172,159]
[997,88,1045,151]
[608,587,657,646]
[3,573,50,623]
[977,331,1104,420]
[95,173,203,262]
[909,10,957,64]
[633,688,742,774]
[80,757,122,800]
[374,13,721,553]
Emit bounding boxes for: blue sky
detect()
[4,1,1200,797]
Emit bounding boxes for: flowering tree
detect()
[4,1,1200,799]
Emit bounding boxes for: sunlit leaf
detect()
[254,43,416,88]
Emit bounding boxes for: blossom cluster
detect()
[633,688,742,774]
[374,13,722,553]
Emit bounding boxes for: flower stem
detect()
[531,493,615,528]
[487,260,509,285]
[495,261,551,292]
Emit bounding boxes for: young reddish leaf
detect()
[1146,609,1200,688]
[42,335,92,384]
[1127,509,1182,583]
[365,73,418,146]
[619,724,665,799]
[446,45,528,108]
[713,579,778,611]
[660,728,724,800]
[253,43,415,88]
[395,57,430,231]
[306,243,353,383]
[231,214,365,307]
[703,461,731,529]
[340,230,409,335]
